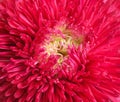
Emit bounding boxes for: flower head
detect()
[0,0,120,102]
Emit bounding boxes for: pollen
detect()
[44,23,84,64]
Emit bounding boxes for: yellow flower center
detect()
[44,23,84,65]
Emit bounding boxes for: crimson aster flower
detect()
[0,0,120,102]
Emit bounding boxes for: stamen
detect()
[44,23,84,66]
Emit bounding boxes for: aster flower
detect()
[0,0,120,102]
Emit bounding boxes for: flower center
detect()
[44,24,84,65]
